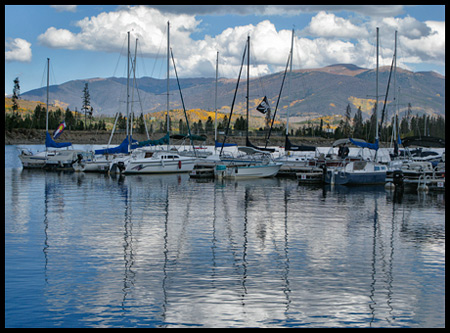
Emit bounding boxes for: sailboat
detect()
[324,28,387,185]
[74,32,140,173]
[121,22,196,175]
[271,29,318,175]
[215,35,281,179]
[243,36,275,153]
[19,58,80,169]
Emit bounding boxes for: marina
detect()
[5,5,445,328]
[5,144,446,327]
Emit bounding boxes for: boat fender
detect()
[178,160,182,169]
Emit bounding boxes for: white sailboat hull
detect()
[219,163,282,179]
[18,151,48,168]
[124,155,196,174]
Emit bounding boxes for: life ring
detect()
[178,160,182,169]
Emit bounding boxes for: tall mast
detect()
[46,58,49,133]
[392,30,398,147]
[246,35,250,141]
[130,37,138,141]
[375,27,379,143]
[126,31,130,151]
[214,51,219,144]
[286,28,294,136]
[166,21,171,148]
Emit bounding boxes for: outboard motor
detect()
[117,161,126,173]
[392,170,404,187]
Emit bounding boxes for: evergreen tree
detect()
[179,119,186,134]
[366,102,378,142]
[343,104,352,137]
[82,83,91,129]
[205,116,214,133]
[197,119,204,134]
[352,106,364,139]
[12,77,20,116]
[136,114,146,134]
[64,108,74,130]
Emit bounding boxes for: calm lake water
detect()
[5,145,445,328]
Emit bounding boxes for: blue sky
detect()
[5,5,445,95]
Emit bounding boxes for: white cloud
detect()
[381,15,431,39]
[5,38,32,63]
[38,6,200,55]
[305,11,368,39]
[149,5,408,17]
[399,20,445,65]
[38,27,83,50]
[36,6,444,78]
[366,16,445,67]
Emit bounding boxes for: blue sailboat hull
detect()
[324,161,387,186]
[325,171,386,185]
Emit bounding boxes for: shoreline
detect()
[5,128,338,147]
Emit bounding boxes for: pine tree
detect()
[82,83,91,130]
[343,104,352,137]
[352,106,364,139]
[12,77,20,116]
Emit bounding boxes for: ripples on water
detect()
[4,146,445,327]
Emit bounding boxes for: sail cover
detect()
[349,138,379,150]
[171,134,207,141]
[215,140,237,148]
[45,131,72,148]
[95,137,137,154]
[401,136,445,148]
[137,133,170,147]
[285,135,316,151]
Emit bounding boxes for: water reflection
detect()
[5,168,445,328]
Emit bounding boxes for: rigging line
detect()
[248,37,268,104]
[135,39,147,78]
[150,27,166,78]
[265,52,291,148]
[220,42,248,156]
[170,47,197,157]
[130,39,150,138]
[40,61,47,89]
[49,61,57,89]
[112,34,128,78]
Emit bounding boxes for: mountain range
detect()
[20,63,445,123]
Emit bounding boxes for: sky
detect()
[5,5,446,95]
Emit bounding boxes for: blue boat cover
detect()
[349,138,379,150]
[215,140,237,148]
[95,137,138,155]
[45,131,72,148]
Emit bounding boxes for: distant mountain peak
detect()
[326,63,365,70]
[19,63,444,119]
[316,64,367,76]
